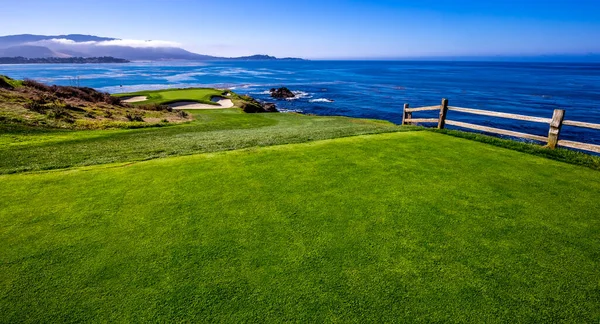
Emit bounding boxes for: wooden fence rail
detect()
[402,99,600,154]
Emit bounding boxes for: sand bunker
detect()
[121,96,148,103]
[169,97,234,110]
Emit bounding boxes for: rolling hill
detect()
[0,34,301,61]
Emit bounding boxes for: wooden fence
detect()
[402,99,600,154]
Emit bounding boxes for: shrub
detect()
[24,102,46,114]
[104,95,123,106]
[23,79,52,92]
[138,104,172,112]
[53,86,94,102]
[64,104,85,112]
[34,93,57,104]
[23,80,118,105]
[126,113,144,122]
[177,110,189,118]
[50,105,72,119]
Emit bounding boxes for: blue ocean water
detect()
[1,61,599,144]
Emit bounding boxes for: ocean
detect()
[1,61,599,144]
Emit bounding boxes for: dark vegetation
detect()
[0,56,130,64]
[0,76,191,129]
[22,79,123,105]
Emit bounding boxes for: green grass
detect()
[114,88,228,106]
[0,75,23,88]
[0,109,403,174]
[429,128,600,171]
[1,131,599,322]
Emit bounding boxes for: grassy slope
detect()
[0,75,23,88]
[0,109,402,174]
[114,88,227,105]
[1,131,599,322]
[0,79,190,129]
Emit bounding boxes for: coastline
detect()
[3,60,600,144]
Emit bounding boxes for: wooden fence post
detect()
[402,103,411,125]
[438,98,449,129]
[547,109,565,149]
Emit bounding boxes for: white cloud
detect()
[28,38,97,46]
[27,38,181,48]
[95,39,181,48]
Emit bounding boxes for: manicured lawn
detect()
[0,109,401,174]
[114,88,227,105]
[1,131,599,322]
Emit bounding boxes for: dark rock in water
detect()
[263,103,278,112]
[239,101,264,113]
[270,87,295,99]
[239,95,279,113]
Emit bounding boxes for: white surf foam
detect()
[309,98,334,103]
[286,91,312,101]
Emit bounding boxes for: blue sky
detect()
[1,0,599,59]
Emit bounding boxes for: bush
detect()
[64,104,85,112]
[53,86,95,102]
[105,95,123,106]
[34,93,57,104]
[177,110,189,118]
[126,113,144,122]
[23,79,52,92]
[138,104,173,112]
[50,105,72,119]
[24,102,46,114]
[23,80,120,106]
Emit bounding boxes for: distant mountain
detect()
[0,56,130,64]
[227,55,304,61]
[0,34,117,49]
[0,45,67,58]
[0,34,303,61]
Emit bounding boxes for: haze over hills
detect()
[0,34,302,61]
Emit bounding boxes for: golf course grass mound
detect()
[115,88,279,113]
[1,131,599,322]
[114,88,227,106]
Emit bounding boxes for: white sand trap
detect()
[169,97,234,110]
[121,96,148,103]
